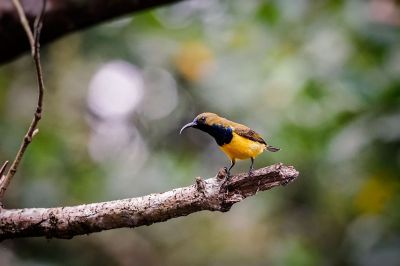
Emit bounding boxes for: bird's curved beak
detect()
[180,121,197,134]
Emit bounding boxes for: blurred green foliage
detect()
[1,0,399,265]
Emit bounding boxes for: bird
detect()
[179,112,279,176]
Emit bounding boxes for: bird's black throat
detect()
[195,123,233,146]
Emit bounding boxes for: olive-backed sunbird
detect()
[180,112,279,175]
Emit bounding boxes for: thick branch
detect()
[0,0,184,65]
[0,163,299,240]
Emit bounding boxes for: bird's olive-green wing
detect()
[232,125,267,145]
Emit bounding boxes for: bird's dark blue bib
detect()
[199,124,233,146]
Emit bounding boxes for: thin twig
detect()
[11,0,35,55]
[0,161,9,178]
[0,0,46,200]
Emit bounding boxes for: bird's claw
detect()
[248,166,254,177]
[223,167,231,178]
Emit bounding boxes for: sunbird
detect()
[180,112,279,175]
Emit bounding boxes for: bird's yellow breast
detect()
[219,132,265,160]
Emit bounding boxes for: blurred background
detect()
[1,0,400,265]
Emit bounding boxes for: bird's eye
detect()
[200,117,206,122]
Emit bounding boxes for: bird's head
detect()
[179,112,219,134]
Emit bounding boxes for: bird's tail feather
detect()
[266,145,280,152]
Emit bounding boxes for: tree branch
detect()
[0,163,299,241]
[0,0,46,200]
[0,161,8,177]
[0,0,185,65]
[9,0,35,54]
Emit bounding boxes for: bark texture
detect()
[0,0,184,64]
[0,163,298,240]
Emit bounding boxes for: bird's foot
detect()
[248,167,254,177]
[225,168,231,179]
